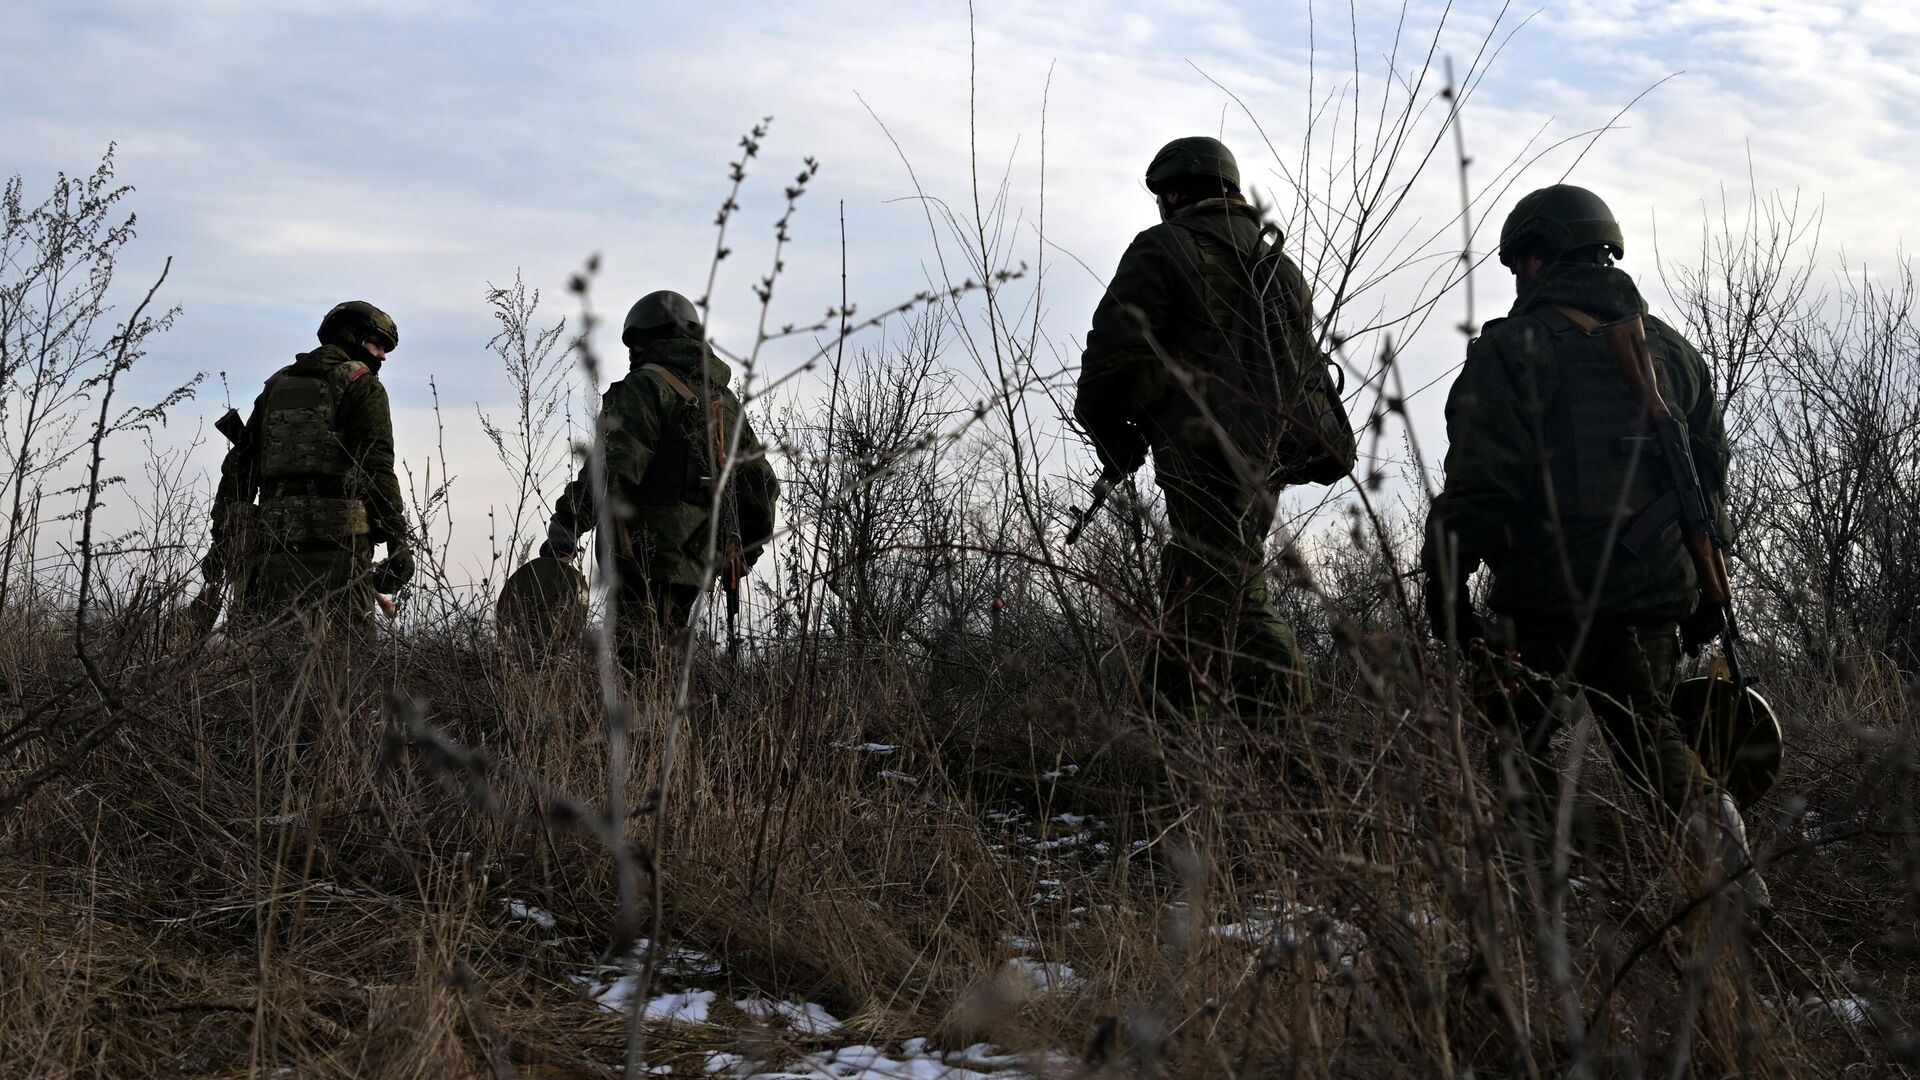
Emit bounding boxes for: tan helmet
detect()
[495,556,588,649]
[1671,677,1784,809]
[319,300,399,351]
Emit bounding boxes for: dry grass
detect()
[0,595,1914,1078]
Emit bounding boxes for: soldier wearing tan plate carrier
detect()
[203,301,414,640]
[1423,184,1781,917]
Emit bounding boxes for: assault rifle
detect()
[180,408,252,637]
[1576,309,1746,688]
[1064,465,1125,547]
[705,401,745,658]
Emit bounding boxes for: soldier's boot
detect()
[1688,790,1773,926]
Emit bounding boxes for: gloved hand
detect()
[1087,419,1148,478]
[1680,601,1726,658]
[1425,575,1486,646]
[370,543,416,594]
[540,518,579,560]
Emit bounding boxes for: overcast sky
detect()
[5,0,1917,582]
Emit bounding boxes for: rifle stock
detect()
[1598,314,1744,683]
[1065,468,1123,546]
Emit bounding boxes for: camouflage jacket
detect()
[553,337,779,588]
[213,344,408,547]
[1424,263,1732,619]
[1074,197,1306,472]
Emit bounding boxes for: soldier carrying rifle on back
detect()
[201,300,415,641]
[537,290,779,670]
[1424,185,1778,917]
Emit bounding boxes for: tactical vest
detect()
[1534,306,1673,532]
[255,356,370,541]
[630,363,739,509]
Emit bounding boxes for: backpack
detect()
[1173,222,1358,487]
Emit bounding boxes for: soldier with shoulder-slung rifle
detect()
[1424,185,1777,916]
[537,290,779,669]
[203,300,414,641]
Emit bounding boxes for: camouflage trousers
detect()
[609,563,701,674]
[238,534,376,645]
[1149,455,1310,720]
[1476,616,1712,831]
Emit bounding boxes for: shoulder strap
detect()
[642,363,698,404]
[1551,304,1603,334]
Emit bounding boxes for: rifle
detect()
[706,399,745,659]
[1064,465,1125,546]
[1588,311,1747,688]
[179,408,252,637]
[214,407,254,501]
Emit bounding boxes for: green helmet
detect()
[1671,676,1784,810]
[318,300,399,351]
[495,555,589,650]
[622,290,703,348]
[1145,136,1240,196]
[1498,184,1625,267]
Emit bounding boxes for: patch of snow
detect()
[879,770,920,785]
[1801,994,1872,1027]
[1032,832,1091,852]
[1004,957,1085,994]
[836,741,898,753]
[1039,764,1080,780]
[712,1040,1042,1079]
[644,989,716,1023]
[1213,906,1366,967]
[735,997,843,1035]
[1052,812,1092,827]
[500,899,556,929]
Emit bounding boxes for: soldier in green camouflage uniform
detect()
[1423,187,1764,901]
[1074,137,1313,718]
[542,290,779,666]
[206,301,414,639]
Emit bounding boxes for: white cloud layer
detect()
[3,0,1915,580]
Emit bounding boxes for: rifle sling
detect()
[1551,304,1683,561]
[1552,304,1604,334]
[643,363,699,403]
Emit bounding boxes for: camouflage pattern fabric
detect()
[212,343,406,636]
[1153,440,1311,715]
[245,535,377,640]
[552,336,778,663]
[1476,617,1710,825]
[1426,260,1732,837]
[1424,262,1731,618]
[1075,197,1314,717]
[609,576,702,672]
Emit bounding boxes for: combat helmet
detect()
[1670,676,1785,809]
[318,300,399,351]
[1498,184,1625,267]
[1145,136,1240,196]
[622,290,703,348]
[495,555,589,650]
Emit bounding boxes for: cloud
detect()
[2,0,1914,572]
